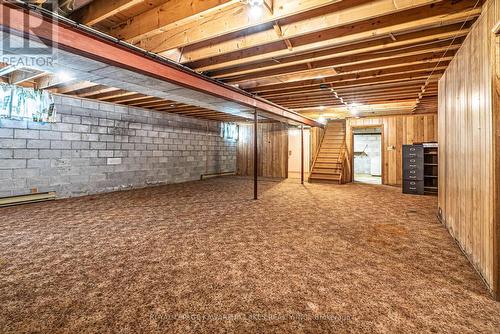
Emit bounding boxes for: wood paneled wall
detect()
[438,0,499,299]
[494,19,500,300]
[346,114,438,186]
[237,122,289,178]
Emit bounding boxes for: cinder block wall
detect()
[0,95,236,198]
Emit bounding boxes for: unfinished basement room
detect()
[0,0,499,332]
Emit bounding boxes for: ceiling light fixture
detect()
[348,102,360,115]
[243,0,265,17]
[247,0,264,6]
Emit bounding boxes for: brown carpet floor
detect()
[0,177,499,333]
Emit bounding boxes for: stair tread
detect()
[310,175,341,180]
[310,121,346,184]
[312,170,341,175]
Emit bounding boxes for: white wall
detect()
[288,128,310,174]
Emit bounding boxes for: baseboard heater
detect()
[200,172,236,180]
[0,192,57,208]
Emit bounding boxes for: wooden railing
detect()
[308,126,326,182]
[338,140,351,184]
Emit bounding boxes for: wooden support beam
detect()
[248,61,447,93]
[9,69,45,84]
[176,0,476,63]
[255,71,444,98]
[264,0,273,15]
[139,0,347,55]
[221,42,461,84]
[107,94,152,104]
[0,65,18,77]
[72,0,143,26]
[204,22,471,76]
[93,90,137,101]
[273,22,293,51]
[108,0,237,43]
[0,3,321,127]
[77,87,117,98]
[186,7,479,70]
[35,74,76,89]
[55,81,98,94]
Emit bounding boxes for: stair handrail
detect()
[308,123,327,182]
[338,138,351,184]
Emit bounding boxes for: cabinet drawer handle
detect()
[410,159,416,163]
[410,182,416,185]
[410,187,417,190]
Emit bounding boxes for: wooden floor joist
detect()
[0,2,321,127]
[6,0,483,118]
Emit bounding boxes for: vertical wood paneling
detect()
[346,114,438,186]
[438,0,499,298]
[493,0,500,300]
[237,123,289,178]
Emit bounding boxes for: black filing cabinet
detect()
[403,145,424,194]
[403,143,439,195]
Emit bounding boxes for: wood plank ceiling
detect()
[4,0,484,120]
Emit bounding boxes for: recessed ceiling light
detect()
[247,0,264,6]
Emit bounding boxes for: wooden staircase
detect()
[309,120,347,184]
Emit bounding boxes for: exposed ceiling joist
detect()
[35,74,77,90]
[108,0,239,43]
[55,81,99,94]
[8,0,484,118]
[220,42,461,84]
[72,0,144,26]
[177,0,475,64]
[10,69,46,85]
[205,22,472,78]
[138,0,347,55]
[0,65,18,77]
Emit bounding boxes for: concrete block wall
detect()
[0,95,236,198]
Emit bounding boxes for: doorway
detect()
[353,127,382,184]
[288,128,310,179]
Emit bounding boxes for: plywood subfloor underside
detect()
[0,178,499,333]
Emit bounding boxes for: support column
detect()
[254,110,258,200]
[301,125,304,185]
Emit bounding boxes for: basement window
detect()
[0,83,56,122]
[221,123,239,141]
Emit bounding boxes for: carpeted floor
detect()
[0,177,499,333]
